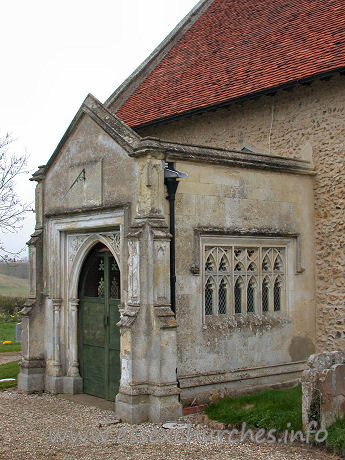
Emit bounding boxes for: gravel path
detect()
[0,390,340,460]
[0,353,20,365]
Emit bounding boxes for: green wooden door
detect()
[79,248,121,401]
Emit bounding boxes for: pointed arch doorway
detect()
[78,243,121,401]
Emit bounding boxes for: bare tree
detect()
[0,132,31,260]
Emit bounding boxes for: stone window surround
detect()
[200,234,298,324]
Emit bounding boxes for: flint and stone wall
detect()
[138,74,345,354]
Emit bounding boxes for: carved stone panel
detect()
[29,245,37,298]
[153,241,170,305]
[68,234,90,266]
[100,232,121,258]
[67,232,121,292]
[137,156,165,216]
[128,239,140,305]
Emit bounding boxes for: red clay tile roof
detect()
[115,0,345,128]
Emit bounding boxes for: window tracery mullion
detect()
[204,243,286,319]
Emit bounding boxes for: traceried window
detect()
[205,278,214,315]
[218,279,227,314]
[205,248,231,316]
[204,244,286,317]
[262,277,269,312]
[109,258,120,299]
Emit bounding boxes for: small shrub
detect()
[0,322,21,352]
[0,296,26,321]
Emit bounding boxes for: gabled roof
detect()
[42,94,140,174]
[110,0,345,128]
[35,95,314,180]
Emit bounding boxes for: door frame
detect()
[44,209,125,394]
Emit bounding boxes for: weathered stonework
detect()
[138,74,345,353]
[19,100,183,422]
[301,351,345,430]
[21,62,336,420]
[163,160,315,401]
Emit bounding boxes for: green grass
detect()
[0,273,28,297]
[206,386,345,457]
[0,360,20,390]
[0,342,21,352]
[327,418,345,457]
[0,322,21,353]
[206,385,303,432]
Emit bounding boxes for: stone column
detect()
[52,299,62,372]
[115,149,182,423]
[63,298,83,394]
[18,166,46,393]
[17,299,45,393]
[45,298,64,393]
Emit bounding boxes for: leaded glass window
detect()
[204,247,231,317]
[247,277,257,313]
[261,248,285,312]
[218,279,227,314]
[205,254,215,271]
[262,278,269,312]
[219,256,229,272]
[234,278,243,314]
[81,255,106,298]
[109,257,120,299]
[205,278,214,315]
[274,277,283,311]
[204,243,286,318]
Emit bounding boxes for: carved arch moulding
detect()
[67,231,121,269]
[46,209,125,304]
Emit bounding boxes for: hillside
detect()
[0,273,29,297]
[0,261,29,280]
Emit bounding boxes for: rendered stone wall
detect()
[44,115,138,216]
[302,351,345,430]
[138,74,345,353]
[159,157,315,401]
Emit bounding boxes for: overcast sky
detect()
[0,0,198,256]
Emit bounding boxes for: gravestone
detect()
[302,351,345,430]
[16,322,22,342]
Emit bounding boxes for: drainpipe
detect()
[164,162,188,316]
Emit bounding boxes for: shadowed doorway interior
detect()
[78,243,121,401]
